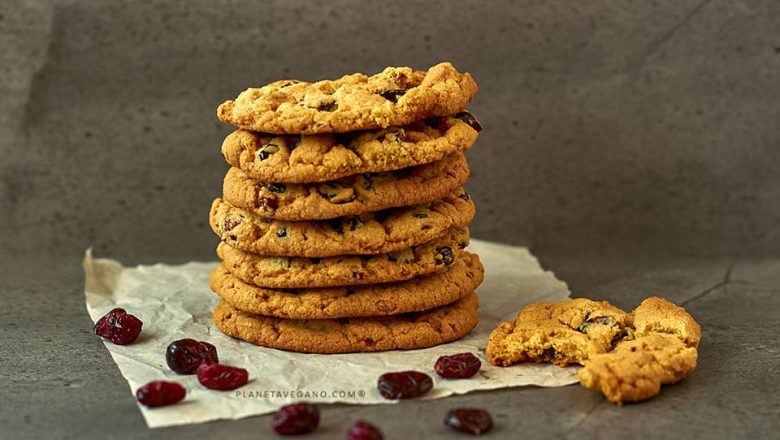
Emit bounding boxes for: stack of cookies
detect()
[208,62,483,353]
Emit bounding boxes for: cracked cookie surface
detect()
[217,62,478,134]
[220,115,478,183]
[209,190,475,257]
[486,298,630,367]
[210,251,483,319]
[577,333,699,404]
[212,292,480,353]
[631,296,701,348]
[486,295,701,404]
[217,228,469,288]
[222,153,470,221]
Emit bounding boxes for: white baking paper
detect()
[83,239,577,428]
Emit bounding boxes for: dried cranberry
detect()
[379,89,406,103]
[435,352,481,379]
[166,339,219,374]
[271,402,320,435]
[196,362,248,391]
[135,381,186,408]
[223,217,241,231]
[577,315,616,333]
[317,101,338,111]
[377,371,433,399]
[445,408,493,435]
[257,143,280,161]
[93,308,143,345]
[434,246,455,267]
[347,420,383,440]
[454,111,482,132]
[258,196,279,211]
[262,182,286,193]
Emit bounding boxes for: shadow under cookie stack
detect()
[208,62,483,353]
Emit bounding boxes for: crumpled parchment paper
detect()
[83,239,578,428]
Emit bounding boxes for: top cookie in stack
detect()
[209,62,484,354]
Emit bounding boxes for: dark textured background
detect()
[3,2,780,439]
[2,0,778,262]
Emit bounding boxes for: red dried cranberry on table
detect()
[93,308,143,345]
[166,339,219,374]
[445,408,493,435]
[435,352,482,379]
[135,381,186,408]
[196,362,248,391]
[346,420,383,440]
[271,402,320,435]
[377,371,433,399]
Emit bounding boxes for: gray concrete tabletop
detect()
[3,252,779,439]
[2,0,779,438]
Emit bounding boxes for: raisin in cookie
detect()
[212,292,479,353]
[217,228,469,288]
[220,115,478,183]
[577,333,698,404]
[209,190,475,257]
[210,251,483,319]
[222,153,469,221]
[485,298,631,367]
[217,62,478,134]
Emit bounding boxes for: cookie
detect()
[486,296,701,404]
[222,153,470,221]
[577,334,698,404]
[212,292,480,353]
[631,296,701,348]
[485,298,631,367]
[217,62,478,134]
[210,251,483,319]
[216,228,470,288]
[209,190,475,257]
[220,115,478,183]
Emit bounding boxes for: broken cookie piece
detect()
[577,333,698,404]
[485,298,630,367]
[631,296,701,348]
[486,295,701,404]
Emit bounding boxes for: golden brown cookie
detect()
[217,228,469,288]
[209,190,475,257]
[486,296,702,404]
[485,298,630,367]
[212,292,480,353]
[210,252,483,319]
[631,296,702,348]
[577,334,698,404]
[220,115,478,183]
[217,62,478,134]
[221,153,470,221]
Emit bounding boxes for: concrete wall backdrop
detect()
[1,0,778,262]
